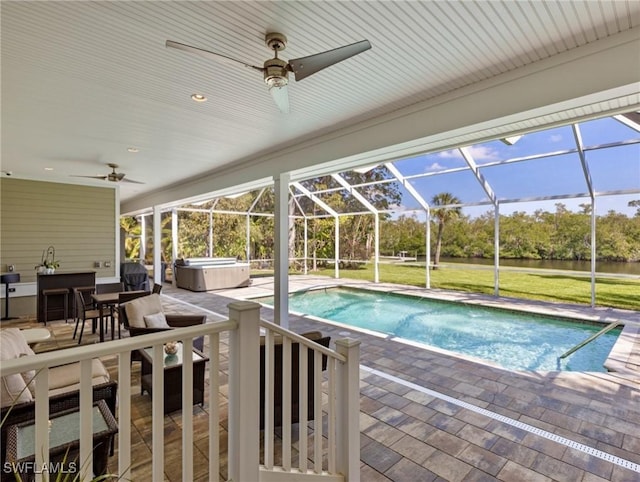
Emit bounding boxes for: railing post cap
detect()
[335,337,361,348]
[227,300,261,312]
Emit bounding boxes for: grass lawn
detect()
[303,263,640,311]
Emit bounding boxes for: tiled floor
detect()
[5,276,640,481]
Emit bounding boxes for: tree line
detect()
[121,170,640,267]
[381,202,640,264]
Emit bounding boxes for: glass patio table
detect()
[5,400,117,481]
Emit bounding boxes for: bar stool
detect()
[41,288,69,325]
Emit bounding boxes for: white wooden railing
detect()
[1,301,360,482]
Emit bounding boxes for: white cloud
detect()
[437,149,462,159]
[426,162,446,171]
[437,146,500,161]
[550,134,563,142]
[466,145,501,161]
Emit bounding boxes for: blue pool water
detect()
[256,288,620,372]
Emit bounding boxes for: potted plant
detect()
[44,260,60,274]
[39,246,59,274]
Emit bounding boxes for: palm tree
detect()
[431,192,462,268]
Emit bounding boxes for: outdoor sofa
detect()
[0,329,117,480]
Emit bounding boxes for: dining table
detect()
[91,290,148,342]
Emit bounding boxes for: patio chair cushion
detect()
[124,293,163,328]
[0,329,36,407]
[143,312,170,329]
[47,359,111,397]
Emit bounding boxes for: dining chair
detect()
[96,282,125,338]
[96,282,125,294]
[71,285,96,329]
[72,287,102,344]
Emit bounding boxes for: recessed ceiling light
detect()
[191,94,207,102]
[127,147,139,153]
[44,167,54,171]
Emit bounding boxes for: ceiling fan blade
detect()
[166,40,264,72]
[70,175,108,180]
[120,178,145,184]
[269,84,290,114]
[288,40,371,81]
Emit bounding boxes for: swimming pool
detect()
[255,287,621,372]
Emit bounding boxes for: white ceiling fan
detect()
[166,32,372,114]
[71,163,145,184]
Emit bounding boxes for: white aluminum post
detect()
[425,209,431,289]
[153,205,162,285]
[335,338,361,482]
[274,173,290,328]
[209,210,214,257]
[246,214,251,263]
[140,214,147,262]
[227,301,261,482]
[385,163,431,288]
[304,217,308,275]
[334,216,340,279]
[591,199,597,307]
[374,213,379,283]
[572,123,596,307]
[171,209,178,287]
[494,204,500,296]
[331,173,379,282]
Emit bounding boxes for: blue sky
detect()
[387,114,640,218]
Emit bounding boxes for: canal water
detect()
[417,256,640,275]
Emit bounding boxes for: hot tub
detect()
[174,257,251,292]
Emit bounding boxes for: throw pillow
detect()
[144,312,170,329]
[0,373,32,408]
[124,294,163,328]
[0,328,35,406]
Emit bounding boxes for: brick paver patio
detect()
[8,275,639,481]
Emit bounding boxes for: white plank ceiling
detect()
[2,1,639,202]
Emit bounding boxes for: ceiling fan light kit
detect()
[71,163,144,184]
[166,32,371,114]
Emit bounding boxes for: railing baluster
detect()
[299,344,308,473]
[314,350,322,474]
[152,343,164,482]
[209,332,220,482]
[118,350,132,480]
[79,358,93,478]
[328,358,337,475]
[264,330,275,469]
[34,368,49,482]
[282,337,292,471]
[182,337,194,481]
